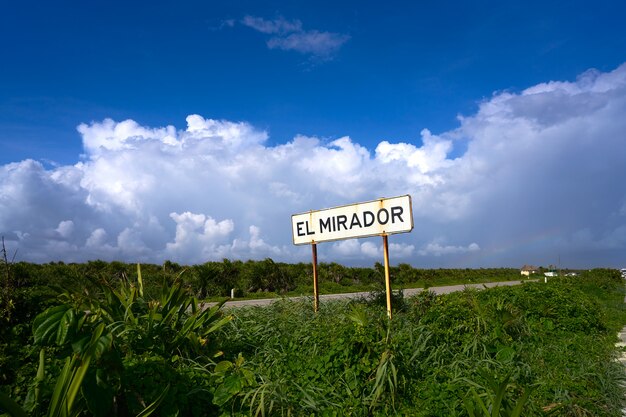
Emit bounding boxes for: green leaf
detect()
[495,346,515,363]
[135,384,170,417]
[35,348,45,397]
[491,374,510,416]
[177,315,198,340]
[55,308,76,346]
[463,396,477,417]
[213,376,244,406]
[81,370,114,417]
[71,336,90,354]
[136,263,144,298]
[214,361,234,374]
[92,331,113,360]
[202,314,234,336]
[33,304,74,345]
[510,387,533,417]
[62,323,105,414]
[48,356,73,417]
[469,388,490,416]
[0,389,29,417]
[242,369,256,386]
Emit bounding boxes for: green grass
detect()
[2,266,624,416]
[211,269,626,416]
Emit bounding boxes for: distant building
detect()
[520,265,538,276]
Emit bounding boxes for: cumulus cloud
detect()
[55,220,74,238]
[86,228,107,248]
[1,64,626,267]
[332,239,415,260]
[164,211,235,263]
[418,241,480,257]
[241,15,350,61]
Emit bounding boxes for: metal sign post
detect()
[312,243,319,312]
[291,195,413,317]
[382,234,392,319]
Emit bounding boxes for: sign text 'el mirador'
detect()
[291,195,413,245]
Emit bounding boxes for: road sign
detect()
[291,194,414,318]
[291,195,413,245]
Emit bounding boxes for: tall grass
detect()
[2,268,623,416]
[216,270,626,416]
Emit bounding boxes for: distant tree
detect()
[395,263,416,284]
[1,236,17,323]
[242,258,293,293]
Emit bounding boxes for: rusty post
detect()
[312,243,319,312]
[382,234,392,319]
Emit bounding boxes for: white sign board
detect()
[291,195,413,245]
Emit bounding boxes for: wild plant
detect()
[1,264,232,416]
[462,371,532,417]
[0,236,17,323]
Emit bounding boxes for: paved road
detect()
[212,280,528,309]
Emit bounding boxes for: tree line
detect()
[4,259,520,302]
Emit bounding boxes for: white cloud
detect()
[418,241,480,257]
[332,239,361,257]
[331,240,415,260]
[77,118,178,157]
[390,243,416,258]
[1,64,626,267]
[55,220,74,238]
[164,212,235,264]
[375,129,453,174]
[86,228,107,248]
[360,241,381,258]
[241,15,302,34]
[248,225,283,256]
[267,31,350,57]
[241,16,349,60]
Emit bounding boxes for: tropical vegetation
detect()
[1,255,624,416]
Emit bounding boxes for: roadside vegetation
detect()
[0,259,526,303]
[1,257,624,416]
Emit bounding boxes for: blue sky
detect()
[1,1,626,267]
[3,0,624,164]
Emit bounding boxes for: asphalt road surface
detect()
[211,280,528,309]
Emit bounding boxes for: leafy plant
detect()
[369,348,398,410]
[3,265,626,416]
[462,371,532,417]
[0,236,18,323]
[3,264,233,416]
[0,323,169,417]
[212,353,256,408]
